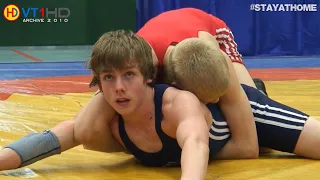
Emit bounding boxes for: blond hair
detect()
[86,30,156,88]
[165,38,230,102]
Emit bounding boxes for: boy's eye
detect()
[125,72,134,77]
[104,75,113,80]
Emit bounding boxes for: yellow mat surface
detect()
[1,80,320,179]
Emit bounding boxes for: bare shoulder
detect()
[159,87,205,137]
[162,87,200,106]
[161,87,206,121]
[160,87,212,139]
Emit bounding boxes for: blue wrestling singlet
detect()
[242,84,309,153]
[118,83,309,166]
[208,84,309,154]
[118,84,182,167]
[117,84,230,167]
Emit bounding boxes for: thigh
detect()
[294,117,320,159]
[242,84,309,153]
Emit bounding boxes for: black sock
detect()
[253,78,268,96]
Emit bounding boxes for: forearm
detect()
[0,148,21,170]
[224,104,257,143]
[213,138,257,160]
[219,53,259,154]
[0,120,80,171]
[222,109,259,157]
[180,139,209,180]
[220,96,259,156]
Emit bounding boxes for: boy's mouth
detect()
[116,98,130,106]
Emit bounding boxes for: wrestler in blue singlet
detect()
[118,84,309,167]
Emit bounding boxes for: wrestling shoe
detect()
[253,78,268,96]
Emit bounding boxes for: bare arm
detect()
[165,90,210,180]
[0,149,21,170]
[217,53,259,159]
[199,30,259,158]
[73,92,123,152]
[0,91,123,171]
[0,120,80,171]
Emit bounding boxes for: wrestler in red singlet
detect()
[137,8,243,66]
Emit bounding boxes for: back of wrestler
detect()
[136,7,225,67]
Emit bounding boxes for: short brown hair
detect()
[86,30,155,87]
[166,38,230,102]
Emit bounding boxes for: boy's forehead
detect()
[102,63,139,73]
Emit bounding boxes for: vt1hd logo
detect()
[3,4,70,23]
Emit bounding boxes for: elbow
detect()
[197,140,210,154]
[74,123,98,146]
[232,139,259,159]
[239,144,259,159]
[241,148,259,159]
[183,135,210,153]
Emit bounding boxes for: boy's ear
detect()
[171,81,180,88]
[146,79,153,83]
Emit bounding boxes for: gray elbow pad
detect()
[4,130,61,167]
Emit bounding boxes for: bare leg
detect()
[294,117,320,159]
